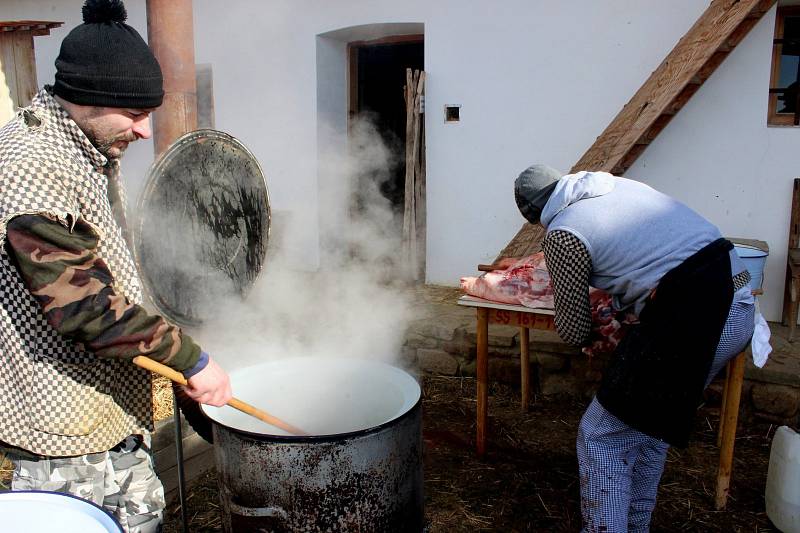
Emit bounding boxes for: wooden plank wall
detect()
[152,416,214,502]
[0,31,38,125]
[0,33,19,125]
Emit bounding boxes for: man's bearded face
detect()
[78,106,153,160]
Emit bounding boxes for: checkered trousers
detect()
[0,89,153,456]
[576,285,756,532]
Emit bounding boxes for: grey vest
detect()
[0,90,152,456]
[547,177,746,313]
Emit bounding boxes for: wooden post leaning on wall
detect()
[402,68,426,281]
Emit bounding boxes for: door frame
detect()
[345,34,426,280]
[346,34,424,132]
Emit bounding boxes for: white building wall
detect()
[627,5,792,321]
[1,0,794,320]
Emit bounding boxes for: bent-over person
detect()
[514,164,759,532]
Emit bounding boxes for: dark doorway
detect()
[349,37,424,215]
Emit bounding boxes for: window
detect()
[769,6,800,126]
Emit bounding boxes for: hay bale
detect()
[152,374,174,422]
[0,453,13,489]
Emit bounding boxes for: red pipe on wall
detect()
[146,0,197,156]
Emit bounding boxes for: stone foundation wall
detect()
[403,319,800,427]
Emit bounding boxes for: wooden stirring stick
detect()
[133,355,309,436]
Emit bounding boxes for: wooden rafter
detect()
[573,0,775,174]
[495,0,776,262]
[0,21,62,36]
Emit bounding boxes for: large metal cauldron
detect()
[202,357,423,532]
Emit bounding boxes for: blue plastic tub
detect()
[734,244,768,290]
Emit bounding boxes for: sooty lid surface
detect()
[134,129,270,327]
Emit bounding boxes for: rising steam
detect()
[189,115,415,371]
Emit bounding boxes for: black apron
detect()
[596,238,734,447]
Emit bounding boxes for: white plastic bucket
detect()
[734,244,768,290]
[766,426,800,532]
[0,491,122,532]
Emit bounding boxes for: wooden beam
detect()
[12,32,37,106]
[494,0,776,261]
[0,33,16,125]
[0,21,62,35]
[348,34,424,48]
[571,0,775,174]
[494,222,545,263]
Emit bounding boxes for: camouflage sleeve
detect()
[5,214,201,373]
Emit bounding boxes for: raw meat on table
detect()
[460,253,639,357]
[459,253,554,309]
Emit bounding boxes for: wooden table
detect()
[458,294,746,510]
[458,295,555,457]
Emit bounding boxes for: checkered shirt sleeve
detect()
[732,270,751,291]
[542,230,593,345]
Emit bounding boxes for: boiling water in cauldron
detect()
[202,357,420,436]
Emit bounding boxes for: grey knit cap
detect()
[514,164,563,224]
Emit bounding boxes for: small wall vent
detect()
[445,104,461,123]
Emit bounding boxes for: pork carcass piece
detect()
[581,289,639,358]
[460,252,554,309]
[460,253,639,357]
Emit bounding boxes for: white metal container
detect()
[766,426,800,532]
[202,357,424,532]
[0,491,122,532]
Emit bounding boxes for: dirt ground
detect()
[163,375,778,532]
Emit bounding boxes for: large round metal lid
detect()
[134,129,270,327]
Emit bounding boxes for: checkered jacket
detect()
[0,89,153,456]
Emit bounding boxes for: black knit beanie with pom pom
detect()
[53,0,163,108]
